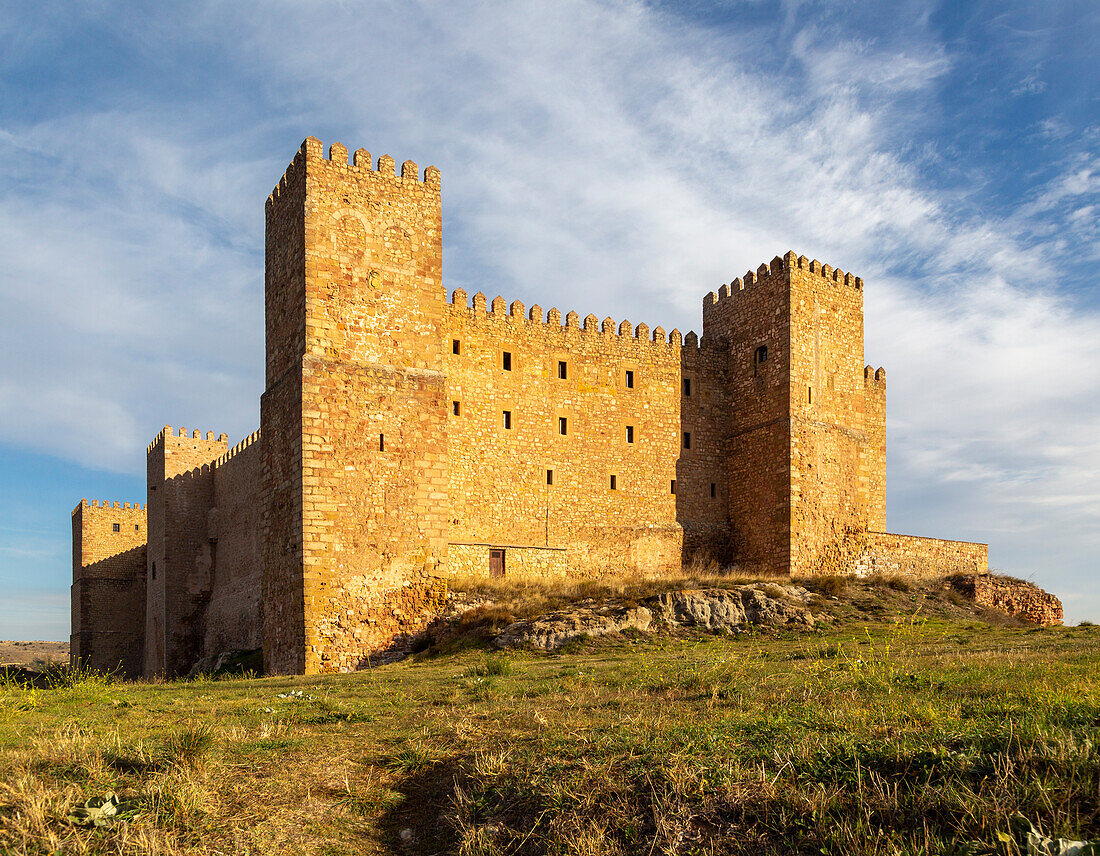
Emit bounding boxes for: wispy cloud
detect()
[0,0,1097,623]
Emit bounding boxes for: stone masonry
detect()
[71,137,989,677]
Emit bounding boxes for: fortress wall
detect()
[204,431,264,658]
[145,427,228,676]
[678,339,734,560]
[787,257,871,576]
[442,297,684,579]
[857,531,988,577]
[71,500,147,676]
[703,259,794,573]
[261,144,309,675]
[863,368,887,531]
[283,139,451,673]
[448,543,569,579]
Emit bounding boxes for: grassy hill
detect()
[1,576,1097,855]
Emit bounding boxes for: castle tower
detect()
[261,139,449,675]
[703,252,885,575]
[71,499,147,676]
[144,427,228,676]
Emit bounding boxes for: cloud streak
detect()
[0,0,1096,624]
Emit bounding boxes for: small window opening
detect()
[452,339,461,355]
[558,416,568,435]
[683,431,691,450]
[683,377,692,396]
[625,369,634,388]
[808,387,813,404]
[558,360,568,379]
[625,425,634,444]
[452,400,461,416]
[379,433,385,452]
[710,483,717,498]
[502,351,512,371]
[151,562,157,580]
[610,474,617,490]
[670,480,677,495]
[502,410,512,429]
[135,524,140,531]
[754,344,768,376]
[112,523,120,532]
[546,469,554,486]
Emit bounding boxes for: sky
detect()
[0,0,1097,638]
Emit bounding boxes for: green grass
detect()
[1,617,1097,854]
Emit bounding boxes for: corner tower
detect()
[261,138,449,675]
[703,251,885,575]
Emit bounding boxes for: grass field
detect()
[2,593,1098,854]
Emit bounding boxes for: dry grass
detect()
[2,596,1096,854]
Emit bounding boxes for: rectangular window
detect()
[625,425,634,444]
[683,377,692,396]
[452,339,461,355]
[808,387,813,404]
[710,483,716,498]
[502,351,512,371]
[502,410,512,429]
[112,523,120,532]
[546,469,554,486]
[610,474,617,490]
[558,416,568,435]
[379,434,385,452]
[670,480,676,495]
[683,431,691,449]
[135,524,140,531]
[558,360,568,380]
[452,400,461,416]
[625,369,634,388]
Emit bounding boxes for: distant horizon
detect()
[2,0,1098,637]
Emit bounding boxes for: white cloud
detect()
[1,0,1097,619]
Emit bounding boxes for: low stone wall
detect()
[448,543,569,580]
[855,531,988,578]
[952,574,1063,625]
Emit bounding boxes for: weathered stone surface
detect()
[494,604,654,650]
[495,586,814,650]
[70,138,993,677]
[951,574,1063,625]
[651,587,814,631]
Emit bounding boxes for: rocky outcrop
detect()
[951,574,1063,625]
[494,586,814,650]
[653,587,814,631]
[494,604,654,651]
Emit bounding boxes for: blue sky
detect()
[1,0,1097,638]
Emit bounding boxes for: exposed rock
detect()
[951,574,1063,625]
[651,587,815,631]
[494,603,654,651]
[494,586,814,650]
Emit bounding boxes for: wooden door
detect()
[489,548,505,578]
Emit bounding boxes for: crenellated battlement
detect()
[863,365,887,388]
[447,288,699,349]
[147,426,230,454]
[73,499,148,515]
[269,137,442,207]
[215,429,262,468]
[706,251,864,310]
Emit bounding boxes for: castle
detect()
[71,138,988,677]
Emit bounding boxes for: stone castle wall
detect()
[70,500,147,676]
[952,573,1062,625]
[858,531,988,577]
[71,137,1000,677]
